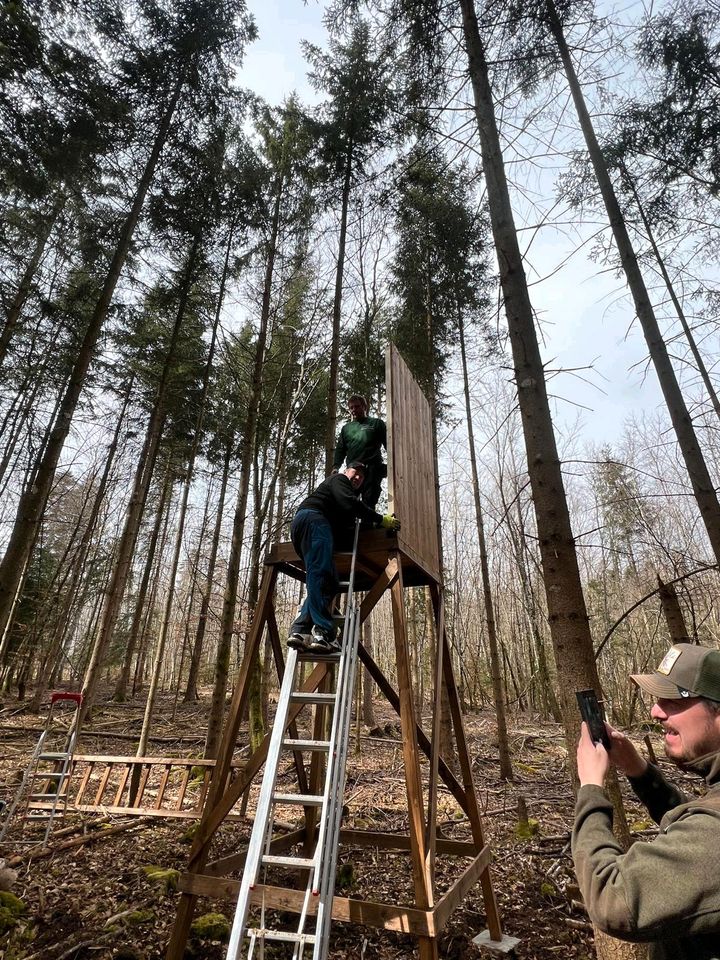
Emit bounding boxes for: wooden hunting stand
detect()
[166,346,509,959]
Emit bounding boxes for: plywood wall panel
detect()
[386,345,441,580]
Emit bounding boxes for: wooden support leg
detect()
[389,555,433,912]
[441,617,503,942]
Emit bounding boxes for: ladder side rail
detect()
[226,647,300,960]
[310,522,362,957]
[313,607,361,960]
[307,525,360,894]
[0,705,55,841]
[39,740,77,844]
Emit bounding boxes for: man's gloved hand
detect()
[381,514,401,531]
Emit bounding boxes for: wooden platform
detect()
[266,529,438,590]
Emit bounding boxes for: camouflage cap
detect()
[631,643,720,701]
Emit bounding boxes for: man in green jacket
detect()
[573,643,720,959]
[332,395,387,508]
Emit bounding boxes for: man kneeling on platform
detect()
[288,462,400,655]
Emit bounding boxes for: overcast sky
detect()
[241,0,672,449]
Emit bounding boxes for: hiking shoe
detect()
[287,632,311,651]
[309,626,341,655]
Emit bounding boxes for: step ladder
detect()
[0,691,83,846]
[226,521,362,960]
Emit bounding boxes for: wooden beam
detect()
[178,874,434,936]
[442,629,503,941]
[359,558,399,624]
[356,643,471,817]
[426,584,445,885]
[190,661,330,852]
[205,828,306,877]
[389,556,433,911]
[432,845,492,932]
[339,829,477,858]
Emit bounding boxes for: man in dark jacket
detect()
[332,395,387,508]
[288,463,400,654]
[573,643,720,959]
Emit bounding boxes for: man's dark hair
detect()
[700,697,720,716]
[348,394,368,408]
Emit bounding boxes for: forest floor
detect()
[0,689,676,960]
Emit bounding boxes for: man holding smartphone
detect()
[573,643,720,958]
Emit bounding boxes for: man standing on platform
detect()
[288,463,400,654]
[573,642,720,958]
[332,395,387,508]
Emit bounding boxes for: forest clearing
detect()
[2,687,682,960]
[3,0,720,958]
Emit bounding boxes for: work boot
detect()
[309,626,341,655]
[287,632,312,651]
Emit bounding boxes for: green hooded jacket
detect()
[572,752,720,958]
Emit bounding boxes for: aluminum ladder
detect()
[0,691,83,846]
[226,521,362,960]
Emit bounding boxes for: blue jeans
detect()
[290,509,337,635]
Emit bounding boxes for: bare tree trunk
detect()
[545,0,720,563]
[657,576,692,642]
[81,234,200,721]
[204,171,282,759]
[458,311,522,805]
[459,3,639,954]
[114,471,172,701]
[0,193,66,368]
[0,73,185,644]
[458,0,626,787]
[324,147,353,475]
[184,442,232,702]
[622,167,720,423]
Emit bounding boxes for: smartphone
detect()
[576,689,611,750]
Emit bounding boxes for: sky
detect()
[240,0,670,448]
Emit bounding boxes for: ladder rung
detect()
[261,854,315,869]
[38,753,70,761]
[247,928,317,945]
[31,771,65,779]
[28,794,59,801]
[273,792,324,806]
[290,692,336,704]
[282,738,330,752]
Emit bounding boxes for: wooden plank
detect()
[70,755,233,766]
[178,874,434,936]
[66,804,241,820]
[356,642,469,814]
[93,763,113,805]
[205,827,307,877]
[339,829,477,858]
[155,764,171,809]
[359,559,399,625]
[432,845,492,932]
[386,345,441,578]
[113,764,131,806]
[442,631,502,941]
[426,585,444,885]
[389,557,432,911]
[74,762,94,805]
[175,767,192,810]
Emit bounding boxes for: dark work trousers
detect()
[290,509,337,636]
[361,461,384,510]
